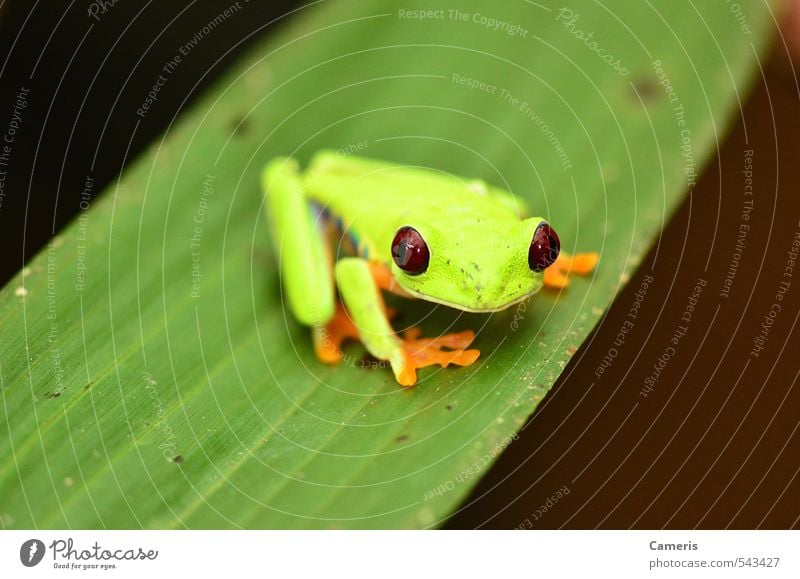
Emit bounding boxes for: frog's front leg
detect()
[332,258,479,387]
[262,157,335,326]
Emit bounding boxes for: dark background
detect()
[450,46,800,528]
[1,1,798,528]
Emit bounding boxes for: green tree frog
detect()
[261,151,597,387]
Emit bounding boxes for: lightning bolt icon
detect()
[28,542,38,563]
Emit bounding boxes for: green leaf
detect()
[0,0,776,528]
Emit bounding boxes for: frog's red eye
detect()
[391,226,429,275]
[528,221,560,272]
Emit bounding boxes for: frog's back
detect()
[302,150,526,262]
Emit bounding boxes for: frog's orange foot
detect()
[395,327,481,387]
[312,303,359,364]
[543,251,599,289]
[313,303,399,364]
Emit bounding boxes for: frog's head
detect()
[388,217,560,312]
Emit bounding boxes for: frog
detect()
[261,150,597,387]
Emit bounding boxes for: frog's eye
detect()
[528,221,560,272]
[391,226,430,275]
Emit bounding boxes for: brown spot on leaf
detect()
[230,115,251,136]
[631,77,659,102]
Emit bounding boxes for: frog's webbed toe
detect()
[393,327,480,387]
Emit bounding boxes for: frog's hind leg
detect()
[311,303,356,364]
[543,251,599,289]
[336,258,480,387]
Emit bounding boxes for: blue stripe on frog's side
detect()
[310,201,372,260]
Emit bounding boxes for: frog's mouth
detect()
[398,286,539,313]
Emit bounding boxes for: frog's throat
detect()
[398,286,537,313]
